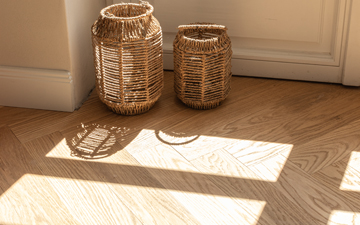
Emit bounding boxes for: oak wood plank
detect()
[59,73,272,148]
[126,133,262,225]
[0,126,80,225]
[25,131,201,225]
[227,139,293,168]
[8,92,108,143]
[0,106,54,127]
[312,156,360,225]
[61,125,201,225]
[191,149,318,225]
[312,157,360,208]
[23,132,143,225]
[249,153,359,224]
[164,78,360,148]
[151,78,293,142]
[93,150,202,225]
[8,110,70,143]
[137,77,297,162]
[3,71,360,224]
[286,119,360,174]
[313,160,359,191]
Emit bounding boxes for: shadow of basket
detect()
[66,123,132,159]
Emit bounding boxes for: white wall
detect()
[0,0,71,70]
[0,0,106,111]
[64,0,107,110]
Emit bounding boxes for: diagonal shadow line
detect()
[6,153,360,225]
[15,156,360,210]
[2,148,360,225]
[27,157,271,200]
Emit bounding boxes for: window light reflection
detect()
[340,151,360,192]
[328,210,360,225]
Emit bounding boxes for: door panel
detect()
[157,0,344,66]
[159,0,325,42]
[109,0,360,85]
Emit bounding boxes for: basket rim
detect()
[182,35,219,43]
[100,2,154,21]
[177,23,228,44]
[178,24,227,31]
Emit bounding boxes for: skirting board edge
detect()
[0,66,75,112]
[163,52,342,84]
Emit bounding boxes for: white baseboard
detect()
[0,66,75,112]
[163,52,341,83]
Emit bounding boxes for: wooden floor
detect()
[1,71,360,224]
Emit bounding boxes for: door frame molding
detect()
[342,0,360,86]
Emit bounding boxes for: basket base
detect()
[103,100,158,115]
[180,99,224,110]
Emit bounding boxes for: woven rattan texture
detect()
[92,1,163,115]
[173,23,232,110]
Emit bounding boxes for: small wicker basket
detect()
[173,23,232,109]
[91,1,163,115]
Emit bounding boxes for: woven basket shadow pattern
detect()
[92,1,163,115]
[67,123,131,159]
[173,23,232,110]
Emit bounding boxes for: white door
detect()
[109,0,360,86]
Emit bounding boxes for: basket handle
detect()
[178,24,227,31]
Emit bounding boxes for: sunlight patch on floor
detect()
[169,190,266,225]
[248,153,291,182]
[0,171,267,225]
[123,129,278,224]
[328,210,360,225]
[45,128,293,184]
[0,174,51,225]
[340,151,360,192]
[3,128,295,224]
[46,137,83,159]
[226,139,293,167]
[125,129,293,182]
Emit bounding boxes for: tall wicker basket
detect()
[173,23,232,109]
[91,1,163,115]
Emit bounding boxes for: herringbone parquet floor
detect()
[1,71,360,224]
